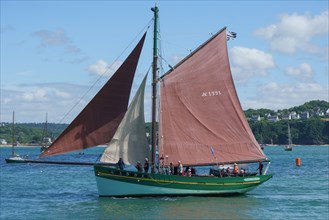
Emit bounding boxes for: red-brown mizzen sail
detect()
[41,33,147,157]
[158,28,265,166]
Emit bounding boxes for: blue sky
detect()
[1,1,328,123]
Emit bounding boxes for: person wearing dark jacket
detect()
[144,158,150,173]
[136,161,143,172]
[117,158,125,170]
[257,162,264,175]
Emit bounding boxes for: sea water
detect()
[0,146,328,220]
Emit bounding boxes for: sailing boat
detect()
[40,113,52,153]
[5,112,27,163]
[40,6,272,196]
[284,124,293,151]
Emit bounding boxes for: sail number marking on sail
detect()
[201,90,222,97]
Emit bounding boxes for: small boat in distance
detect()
[284,124,293,151]
[5,112,28,163]
[38,6,272,197]
[40,113,52,153]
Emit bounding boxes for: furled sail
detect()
[41,33,147,157]
[159,28,265,166]
[100,73,149,165]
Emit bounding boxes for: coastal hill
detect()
[1,100,328,145]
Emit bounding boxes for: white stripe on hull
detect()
[95,176,257,197]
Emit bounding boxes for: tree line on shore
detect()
[250,118,328,145]
[1,117,328,146]
[246,100,329,145]
[1,100,328,145]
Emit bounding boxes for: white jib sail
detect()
[100,74,150,165]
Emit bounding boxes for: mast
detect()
[151,5,159,173]
[288,124,292,145]
[11,111,15,158]
[45,112,48,136]
[43,112,48,143]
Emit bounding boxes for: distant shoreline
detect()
[0,145,107,148]
[263,144,329,147]
[1,144,328,148]
[0,144,41,148]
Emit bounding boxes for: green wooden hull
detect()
[94,165,272,197]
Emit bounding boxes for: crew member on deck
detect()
[136,161,143,172]
[257,161,264,175]
[169,162,174,175]
[186,168,192,177]
[233,163,239,177]
[117,158,125,170]
[177,161,183,176]
[144,158,150,173]
[240,168,245,176]
[226,167,231,176]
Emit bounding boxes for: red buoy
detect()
[296,158,301,166]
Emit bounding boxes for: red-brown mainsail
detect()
[41,33,146,157]
[158,28,265,166]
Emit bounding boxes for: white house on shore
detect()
[281,111,300,120]
[281,114,292,120]
[267,114,280,122]
[251,114,261,122]
[300,111,310,119]
[290,111,300,120]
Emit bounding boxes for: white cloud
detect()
[87,60,107,75]
[32,29,70,47]
[230,46,275,83]
[241,82,328,110]
[21,89,47,101]
[66,45,81,54]
[32,29,82,57]
[1,83,90,122]
[255,10,329,54]
[55,90,71,99]
[3,98,11,104]
[87,59,122,77]
[285,63,313,81]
